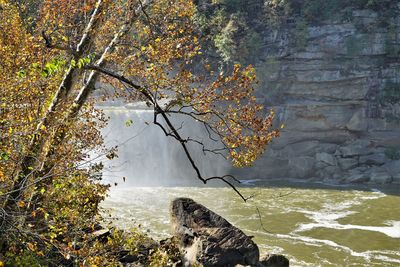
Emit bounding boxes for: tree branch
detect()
[84,66,248,201]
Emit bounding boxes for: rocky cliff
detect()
[227,2,400,184]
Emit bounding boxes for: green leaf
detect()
[125,119,134,127]
[0,152,10,160]
[16,69,26,79]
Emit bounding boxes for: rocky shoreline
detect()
[97,198,289,267]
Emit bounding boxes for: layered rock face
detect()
[236,6,400,184]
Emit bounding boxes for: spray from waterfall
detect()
[98,104,231,186]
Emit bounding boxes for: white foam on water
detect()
[239,179,261,185]
[292,191,399,238]
[374,254,400,264]
[295,221,400,238]
[273,233,400,264]
[102,187,399,266]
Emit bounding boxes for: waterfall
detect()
[98,105,231,186]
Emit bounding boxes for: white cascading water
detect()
[98,104,231,186]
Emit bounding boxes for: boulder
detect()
[383,160,400,183]
[359,153,387,166]
[316,152,337,166]
[339,140,372,157]
[323,166,343,178]
[346,173,370,183]
[259,254,289,267]
[338,157,359,170]
[383,160,400,176]
[171,198,260,267]
[288,156,316,178]
[346,110,368,132]
[369,172,393,184]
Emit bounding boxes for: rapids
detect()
[102,185,400,267]
[98,106,400,266]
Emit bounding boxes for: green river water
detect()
[101,183,400,266]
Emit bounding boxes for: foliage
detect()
[0,0,279,265]
[194,2,264,64]
[384,147,400,160]
[263,0,293,29]
[214,15,240,62]
[263,0,398,27]
[293,18,308,51]
[378,81,400,106]
[385,25,400,58]
[345,35,368,56]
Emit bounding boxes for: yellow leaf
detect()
[0,260,3,267]
[27,242,36,251]
[17,201,25,208]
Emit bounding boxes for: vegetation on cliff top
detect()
[195,0,398,64]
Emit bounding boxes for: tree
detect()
[0,0,279,264]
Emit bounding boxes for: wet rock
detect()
[259,254,290,267]
[346,173,370,183]
[369,172,393,184]
[171,198,260,267]
[288,156,316,178]
[383,160,400,183]
[253,158,290,178]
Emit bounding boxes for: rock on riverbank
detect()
[171,197,289,267]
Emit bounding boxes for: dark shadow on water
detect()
[133,178,400,196]
[237,178,400,197]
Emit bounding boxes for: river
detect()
[98,106,399,266]
[101,182,400,267]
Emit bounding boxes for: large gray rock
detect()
[359,153,387,166]
[288,156,316,178]
[369,172,393,184]
[171,198,260,267]
[346,110,368,132]
[236,4,400,184]
[339,140,372,157]
[362,166,393,184]
[383,160,400,183]
[346,173,370,183]
[383,160,400,176]
[259,254,289,267]
[316,152,337,166]
[338,157,359,170]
